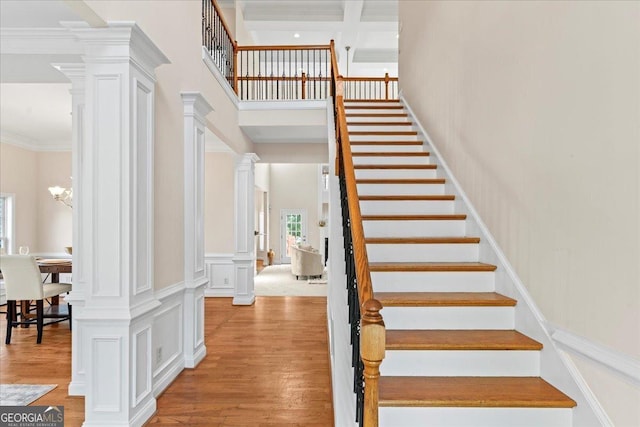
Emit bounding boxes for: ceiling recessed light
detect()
[294,33,300,38]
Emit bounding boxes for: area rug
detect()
[0,384,57,406]
[255,264,327,297]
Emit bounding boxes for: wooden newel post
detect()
[361,298,385,427]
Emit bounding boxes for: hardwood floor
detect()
[1,297,334,426]
[0,311,84,426]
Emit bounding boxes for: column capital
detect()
[64,21,170,78]
[52,63,86,86]
[181,92,214,121]
[237,153,260,166]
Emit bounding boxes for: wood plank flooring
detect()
[0,297,334,426]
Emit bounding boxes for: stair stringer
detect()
[400,94,610,427]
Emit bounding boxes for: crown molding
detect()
[0,27,82,55]
[1,129,71,152]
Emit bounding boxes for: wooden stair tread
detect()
[350,131,418,136]
[352,152,429,157]
[369,262,497,272]
[354,164,436,169]
[362,214,466,220]
[378,377,577,408]
[357,179,444,184]
[347,121,413,126]
[375,292,516,307]
[386,330,543,351]
[344,99,401,103]
[344,105,405,109]
[350,140,423,145]
[346,113,408,118]
[359,195,454,201]
[366,237,480,244]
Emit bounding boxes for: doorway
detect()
[280,208,307,263]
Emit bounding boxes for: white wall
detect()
[268,164,321,262]
[399,2,639,425]
[0,143,72,255]
[204,152,235,254]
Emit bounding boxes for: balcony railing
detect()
[202,0,396,102]
[236,45,331,100]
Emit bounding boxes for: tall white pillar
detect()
[181,92,212,367]
[53,63,87,396]
[68,22,169,427]
[233,153,260,305]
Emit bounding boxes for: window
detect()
[0,194,15,254]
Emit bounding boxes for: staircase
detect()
[344,99,577,427]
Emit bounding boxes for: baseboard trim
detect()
[232,295,255,305]
[184,345,207,369]
[550,325,640,388]
[153,354,185,397]
[67,381,85,397]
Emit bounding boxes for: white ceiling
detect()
[235,0,398,77]
[0,0,398,152]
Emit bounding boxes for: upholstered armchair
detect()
[290,245,324,280]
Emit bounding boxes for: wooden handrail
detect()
[341,76,399,82]
[237,44,331,51]
[329,38,384,427]
[210,0,234,45]
[236,76,330,82]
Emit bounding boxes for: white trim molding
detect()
[181,91,212,368]
[153,282,186,397]
[233,153,260,305]
[550,325,640,388]
[204,253,235,297]
[202,46,238,108]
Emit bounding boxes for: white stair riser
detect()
[382,306,514,330]
[363,220,466,237]
[352,156,431,165]
[358,183,443,196]
[346,116,409,123]
[382,350,540,376]
[367,243,479,263]
[348,125,415,133]
[379,407,572,427]
[371,271,495,293]
[355,169,438,179]
[360,200,454,215]
[351,144,424,153]
[350,134,421,142]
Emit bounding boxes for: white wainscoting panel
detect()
[205,253,235,297]
[153,282,186,397]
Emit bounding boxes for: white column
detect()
[68,22,169,427]
[233,153,260,305]
[53,63,87,396]
[181,92,212,368]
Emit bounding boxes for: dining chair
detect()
[1,255,72,344]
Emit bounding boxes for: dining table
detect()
[17,258,72,326]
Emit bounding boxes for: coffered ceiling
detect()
[227,0,398,77]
